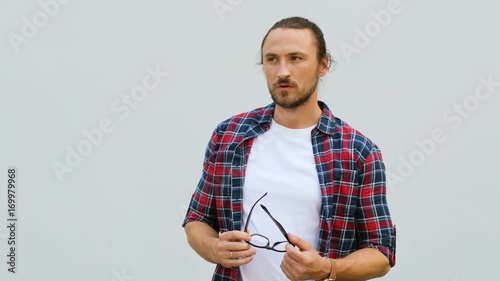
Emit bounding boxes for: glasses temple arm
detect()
[244,192,268,232]
[260,204,296,247]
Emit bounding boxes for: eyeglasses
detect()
[243,192,296,252]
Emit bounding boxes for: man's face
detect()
[262,28,328,109]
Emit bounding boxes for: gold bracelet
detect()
[321,258,336,281]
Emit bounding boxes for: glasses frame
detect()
[243,192,296,252]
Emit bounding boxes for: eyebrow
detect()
[264,51,308,58]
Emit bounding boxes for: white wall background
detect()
[1,0,499,280]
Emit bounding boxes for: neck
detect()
[273,96,322,129]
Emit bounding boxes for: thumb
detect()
[288,233,313,251]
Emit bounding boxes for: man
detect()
[182,16,396,281]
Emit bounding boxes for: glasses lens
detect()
[272,241,288,252]
[250,234,269,248]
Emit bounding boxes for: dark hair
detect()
[259,16,334,71]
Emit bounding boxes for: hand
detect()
[211,230,256,268]
[280,233,331,281]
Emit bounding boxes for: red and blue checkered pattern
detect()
[183,101,396,281]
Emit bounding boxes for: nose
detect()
[277,61,291,79]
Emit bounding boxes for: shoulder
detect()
[332,115,381,160]
[213,103,273,137]
[320,101,379,154]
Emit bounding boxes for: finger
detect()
[288,233,313,251]
[230,248,256,260]
[220,230,252,242]
[221,254,254,268]
[282,248,302,268]
[218,240,251,251]
[284,242,303,261]
[280,258,300,281]
[214,241,254,264]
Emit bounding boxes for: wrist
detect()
[318,258,337,281]
[205,236,220,264]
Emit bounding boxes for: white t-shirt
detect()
[239,119,322,281]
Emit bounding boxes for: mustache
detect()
[274,78,297,88]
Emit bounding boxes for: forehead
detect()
[262,28,317,55]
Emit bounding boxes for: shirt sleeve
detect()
[355,144,396,266]
[181,130,220,232]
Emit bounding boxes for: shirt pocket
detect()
[332,169,359,219]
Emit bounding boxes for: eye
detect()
[266,57,277,63]
[290,56,302,61]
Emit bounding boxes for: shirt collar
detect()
[255,100,337,136]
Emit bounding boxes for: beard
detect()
[268,74,320,109]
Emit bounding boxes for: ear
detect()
[319,56,329,77]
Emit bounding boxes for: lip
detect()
[276,84,294,89]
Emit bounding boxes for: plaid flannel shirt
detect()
[182,101,396,281]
